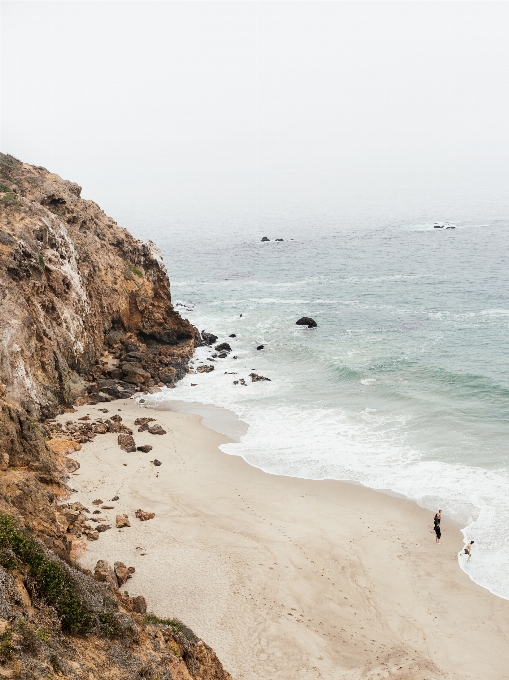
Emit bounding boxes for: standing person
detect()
[464,540,474,561]
[433,510,442,543]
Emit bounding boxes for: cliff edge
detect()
[0,155,231,680]
[0,153,199,418]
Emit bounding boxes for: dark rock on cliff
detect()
[296,316,317,328]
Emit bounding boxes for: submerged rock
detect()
[296,317,317,328]
[250,373,271,382]
[215,342,231,352]
[197,365,214,373]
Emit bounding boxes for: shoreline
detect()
[58,398,509,680]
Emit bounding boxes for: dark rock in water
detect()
[232,356,238,359]
[215,342,231,352]
[229,334,236,338]
[256,345,264,350]
[275,238,284,241]
[261,236,270,242]
[137,445,153,453]
[250,373,271,382]
[153,459,162,466]
[217,352,228,358]
[201,331,218,345]
[296,317,317,328]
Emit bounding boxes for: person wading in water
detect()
[434,510,442,543]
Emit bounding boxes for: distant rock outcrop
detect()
[296,316,317,328]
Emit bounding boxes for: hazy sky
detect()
[2,1,509,235]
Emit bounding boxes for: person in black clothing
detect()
[434,510,442,543]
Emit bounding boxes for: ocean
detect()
[116,171,509,599]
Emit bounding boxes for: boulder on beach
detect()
[114,561,132,586]
[116,513,130,528]
[137,444,153,453]
[153,459,162,466]
[118,433,136,452]
[94,559,118,590]
[148,424,166,435]
[135,509,155,521]
[296,317,317,328]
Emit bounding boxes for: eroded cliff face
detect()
[0,153,199,418]
[0,156,231,680]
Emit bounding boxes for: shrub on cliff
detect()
[0,513,127,636]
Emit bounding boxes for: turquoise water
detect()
[127,207,509,598]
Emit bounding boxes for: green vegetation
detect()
[38,253,46,270]
[1,193,21,206]
[144,614,197,643]
[129,265,144,278]
[0,630,14,660]
[36,628,52,643]
[0,513,94,634]
[0,183,11,193]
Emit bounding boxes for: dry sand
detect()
[58,399,509,680]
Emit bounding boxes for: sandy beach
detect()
[57,399,509,680]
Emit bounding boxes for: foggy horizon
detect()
[3,1,509,236]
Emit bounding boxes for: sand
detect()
[57,399,509,680]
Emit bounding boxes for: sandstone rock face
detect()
[0,153,199,418]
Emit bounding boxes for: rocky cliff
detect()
[0,155,231,680]
[0,153,199,418]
